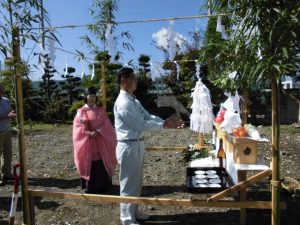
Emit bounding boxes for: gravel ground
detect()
[0,125,299,225]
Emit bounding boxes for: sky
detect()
[4,0,209,80]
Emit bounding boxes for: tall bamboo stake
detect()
[100,60,107,111]
[271,78,280,225]
[12,27,31,225]
[241,90,249,125]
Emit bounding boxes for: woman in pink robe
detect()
[73,87,117,194]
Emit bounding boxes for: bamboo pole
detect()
[271,78,281,225]
[12,27,31,225]
[23,13,230,31]
[28,189,286,209]
[241,90,249,125]
[207,169,272,202]
[100,59,107,111]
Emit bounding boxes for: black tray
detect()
[186,167,234,193]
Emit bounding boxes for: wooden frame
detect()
[27,189,286,225]
[26,160,285,225]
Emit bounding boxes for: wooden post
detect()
[100,59,107,111]
[207,169,272,202]
[193,133,209,149]
[12,27,31,225]
[238,171,247,225]
[28,193,36,225]
[271,78,281,225]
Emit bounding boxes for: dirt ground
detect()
[0,125,299,225]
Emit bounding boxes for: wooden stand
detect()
[193,133,210,149]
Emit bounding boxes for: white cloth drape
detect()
[190,79,214,133]
[167,20,176,61]
[105,23,117,63]
[47,38,56,63]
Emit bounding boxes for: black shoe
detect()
[0,179,5,186]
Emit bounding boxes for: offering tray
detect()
[186,167,234,193]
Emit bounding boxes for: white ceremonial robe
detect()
[114,90,164,224]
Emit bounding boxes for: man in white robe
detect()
[114,67,183,225]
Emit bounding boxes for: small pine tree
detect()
[135,54,153,104]
[39,54,59,100]
[59,67,83,106]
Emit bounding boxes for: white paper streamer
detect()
[150,62,162,80]
[91,62,95,80]
[47,38,56,63]
[64,57,68,76]
[38,41,46,75]
[195,61,200,79]
[174,61,180,80]
[216,16,222,32]
[39,53,45,75]
[190,79,214,133]
[221,25,229,40]
[38,42,46,55]
[257,47,262,60]
[216,16,228,40]
[9,193,18,217]
[228,71,237,80]
[105,23,117,63]
[80,58,85,79]
[167,20,176,61]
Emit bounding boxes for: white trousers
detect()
[116,141,145,224]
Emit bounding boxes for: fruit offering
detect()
[214,107,226,124]
[232,126,247,137]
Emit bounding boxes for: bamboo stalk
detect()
[23,13,230,31]
[28,189,286,209]
[271,78,281,225]
[12,27,31,225]
[207,169,272,202]
[100,60,107,111]
[241,90,249,125]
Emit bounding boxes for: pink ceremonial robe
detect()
[73,105,117,180]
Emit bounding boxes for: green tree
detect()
[82,0,133,56]
[0,0,54,58]
[59,67,83,106]
[203,1,300,224]
[135,54,153,105]
[0,57,43,121]
[160,33,224,113]
[39,54,59,100]
[77,51,122,120]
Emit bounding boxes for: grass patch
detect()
[12,122,72,134]
[257,125,296,136]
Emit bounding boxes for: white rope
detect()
[22,14,230,31]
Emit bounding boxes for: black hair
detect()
[83,86,97,103]
[117,67,134,84]
[85,86,97,95]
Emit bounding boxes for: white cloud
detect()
[152,28,169,49]
[152,27,187,52]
